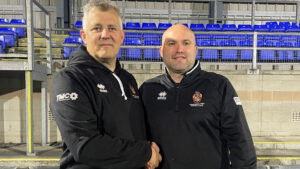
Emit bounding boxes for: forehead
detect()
[163,29,195,42]
[87,8,120,26]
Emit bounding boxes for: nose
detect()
[177,44,184,53]
[100,28,110,39]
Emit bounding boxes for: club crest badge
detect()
[190,91,205,107]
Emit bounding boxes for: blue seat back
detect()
[219,40,237,46]
[64,36,84,44]
[222,24,237,31]
[143,39,160,46]
[69,31,80,36]
[142,33,160,39]
[190,24,205,31]
[125,33,141,38]
[142,23,157,30]
[237,24,253,32]
[206,24,221,31]
[158,23,172,30]
[253,25,268,32]
[0,18,9,24]
[74,20,82,29]
[124,38,141,45]
[125,22,141,30]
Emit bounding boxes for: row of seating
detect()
[0,18,26,53]
[73,20,300,32]
[62,35,300,61]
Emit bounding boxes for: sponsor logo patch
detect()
[56,92,78,102]
[157,91,167,100]
[233,97,242,105]
[130,85,139,99]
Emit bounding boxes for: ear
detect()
[159,46,163,58]
[80,30,87,44]
[120,30,125,44]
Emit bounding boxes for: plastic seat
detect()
[230,34,247,45]
[253,25,268,32]
[237,24,253,32]
[190,24,205,31]
[279,22,290,28]
[0,28,17,47]
[221,24,237,31]
[74,20,82,29]
[125,33,142,38]
[0,18,9,24]
[264,35,281,40]
[212,35,229,45]
[158,23,172,30]
[259,50,276,61]
[257,40,265,47]
[219,40,237,60]
[206,24,221,31]
[285,23,300,32]
[278,41,294,61]
[142,33,160,39]
[141,23,157,30]
[195,34,210,39]
[125,22,140,30]
[69,31,80,36]
[202,50,218,60]
[123,38,142,59]
[198,39,217,46]
[10,19,26,37]
[238,40,253,60]
[63,36,84,58]
[269,25,285,32]
[266,22,278,28]
[143,39,160,60]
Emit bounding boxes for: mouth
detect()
[173,55,186,60]
[99,44,113,47]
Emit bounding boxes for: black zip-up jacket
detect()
[50,45,151,169]
[139,61,257,169]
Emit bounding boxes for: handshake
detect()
[145,142,162,169]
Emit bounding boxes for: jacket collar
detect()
[164,60,201,87]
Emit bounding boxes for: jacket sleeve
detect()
[220,79,257,169]
[50,71,152,169]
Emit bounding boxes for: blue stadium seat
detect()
[0,28,17,47]
[63,36,84,58]
[221,24,237,31]
[142,33,160,39]
[265,40,280,47]
[230,34,247,45]
[239,39,254,60]
[158,23,172,30]
[253,25,268,32]
[197,39,217,46]
[279,22,290,28]
[264,35,281,40]
[195,34,210,39]
[259,50,276,61]
[202,50,218,60]
[125,22,141,30]
[0,18,9,24]
[0,35,7,51]
[9,19,26,37]
[190,24,205,31]
[219,40,237,60]
[117,50,122,59]
[123,38,142,59]
[69,31,80,36]
[277,41,295,61]
[266,22,278,28]
[269,25,285,32]
[206,24,221,31]
[257,40,265,47]
[212,34,229,45]
[125,33,142,38]
[142,23,157,30]
[237,24,253,31]
[285,23,300,32]
[74,20,82,29]
[143,39,160,60]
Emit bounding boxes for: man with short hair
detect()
[140,24,257,169]
[50,0,161,168]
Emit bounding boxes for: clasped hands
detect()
[145,142,162,169]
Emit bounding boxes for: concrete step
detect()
[8,47,63,59]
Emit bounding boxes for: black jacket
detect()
[139,61,257,169]
[50,45,151,169]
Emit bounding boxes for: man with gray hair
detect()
[50,0,161,169]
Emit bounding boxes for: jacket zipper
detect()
[112,73,128,100]
[175,84,180,111]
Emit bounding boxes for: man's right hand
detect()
[145,142,162,169]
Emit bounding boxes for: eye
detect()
[108,26,117,31]
[183,41,191,45]
[167,41,176,46]
[92,27,102,32]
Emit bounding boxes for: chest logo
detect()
[130,85,139,99]
[190,91,205,107]
[157,91,167,100]
[97,83,108,93]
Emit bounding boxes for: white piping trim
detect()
[112,73,128,100]
[186,60,199,75]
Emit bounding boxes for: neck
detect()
[168,70,184,83]
[96,57,117,72]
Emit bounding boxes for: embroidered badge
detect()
[190,91,205,107]
[233,97,242,105]
[130,85,139,99]
[56,92,78,102]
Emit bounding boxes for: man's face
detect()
[160,25,198,75]
[80,8,124,62]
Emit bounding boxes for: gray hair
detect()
[82,0,123,31]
